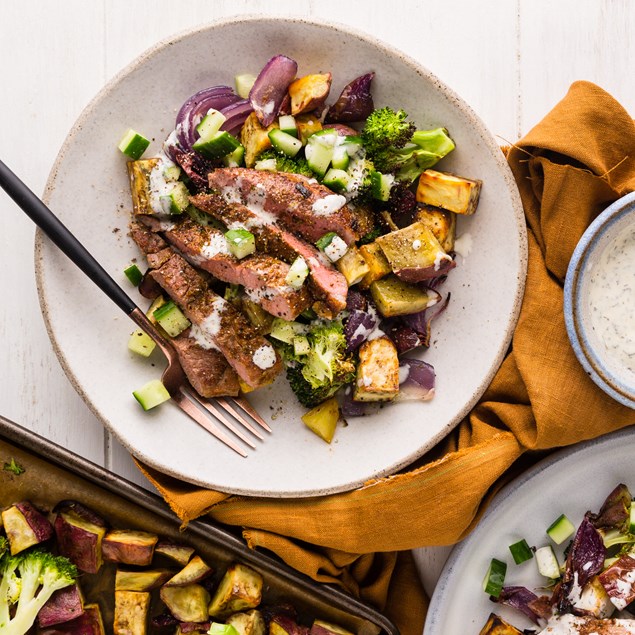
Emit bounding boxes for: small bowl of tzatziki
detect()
[565,191,635,409]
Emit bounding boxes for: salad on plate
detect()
[119,54,482,443]
[481,483,635,634]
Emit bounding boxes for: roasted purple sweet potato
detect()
[208,563,263,618]
[102,529,158,566]
[1,500,53,554]
[164,555,213,587]
[113,590,151,635]
[39,603,105,635]
[37,583,84,628]
[154,540,195,566]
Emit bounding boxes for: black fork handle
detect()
[0,159,137,315]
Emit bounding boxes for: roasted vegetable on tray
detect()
[0,498,356,635]
[119,53,483,443]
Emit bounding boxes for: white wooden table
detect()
[2,0,634,604]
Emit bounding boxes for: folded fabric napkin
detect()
[137,81,635,634]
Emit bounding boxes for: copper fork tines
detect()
[131,308,269,457]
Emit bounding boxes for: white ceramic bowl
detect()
[564,191,635,409]
[36,16,527,497]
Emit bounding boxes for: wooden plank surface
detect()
[1,0,634,603]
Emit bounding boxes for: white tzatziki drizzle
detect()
[587,224,635,374]
[147,151,178,216]
[454,232,473,259]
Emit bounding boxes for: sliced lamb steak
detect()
[159,217,312,320]
[190,193,348,313]
[207,167,363,244]
[149,251,281,388]
[130,222,280,389]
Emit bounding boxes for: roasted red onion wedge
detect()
[397,359,435,401]
[175,86,240,151]
[344,309,378,353]
[325,72,375,123]
[220,99,254,136]
[249,55,298,126]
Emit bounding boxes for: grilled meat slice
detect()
[190,194,348,314]
[130,222,279,390]
[149,252,281,388]
[207,167,362,244]
[159,217,312,320]
[170,330,240,397]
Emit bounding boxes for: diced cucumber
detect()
[152,300,191,337]
[342,135,364,156]
[133,379,171,411]
[305,132,337,177]
[269,318,308,344]
[316,232,338,250]
[482,558,506,598]
[508,539,534,565]
[160,182,190,215]
[235,73,256,99]
[192,131,241,159]
[254,158,278,171]
[278,115,298,137]
[268,128,302,158]
[331,146,350,171]
[222,144,245,168]
[123,263,143,286]
[128,329,156,357]
[196,109,226,139]
[535,545,560,579]
[629,502,635,534]
[322,168,350,193]
[118,128,150,160]
[547,514,576,545]
[369,171,395,202]
[285,256,309,289]
[323,235,348,263]
[293,335,311,357]
[163,164,181,182]
[225,229,255,259]
[209,623,239,635]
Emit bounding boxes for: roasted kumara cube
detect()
[113,590,151,635]
[310,620,354,635]
[37,583,84,627]
[376,222,454,282]
[39,604,106,635]
[208,563,263,618]
[301,397,340,444]
[226,609,266,635]
[416,204,457,252]
[164,554,213,586]
[336,246,370,286]
[102,529,158,566]
[127,159,160,215]
[241,112,277,167]
[370,275,436,318]
[115,569,172,592]
[288,73,332,115]
[416,169,482,215]
[154,539,195,566]
[2,501,53,555]
[295,114,323,145]
[160,584,210,622]
[358,242,392,289]
[478,613,522,635]
[353,337,399,402]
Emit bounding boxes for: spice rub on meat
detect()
[156,217,312,321]
[129,222,281,389]
[190,193,348,314]
[207,167,363,245]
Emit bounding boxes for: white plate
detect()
[35,16,526,497]
[425,426,635,634]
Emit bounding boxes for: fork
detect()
[0,159,270,458]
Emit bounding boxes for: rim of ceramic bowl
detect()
[564,191,635,409]
[34,15,527,494]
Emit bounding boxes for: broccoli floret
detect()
[362,107,416,156]
[276,320,355,408]
[361,107,455,182]
[255,149,317,177]
[0,538,7,560]
[0,549,78,635]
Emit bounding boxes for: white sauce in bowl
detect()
[587,224,635,373]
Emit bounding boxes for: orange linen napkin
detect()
[137,81,635,634]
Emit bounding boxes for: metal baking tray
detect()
[0,415,398,635]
